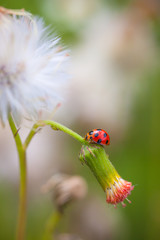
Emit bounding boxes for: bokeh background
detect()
[0,0,160,239]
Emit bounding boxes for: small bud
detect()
[42,174,87,211]
[79,145,134,207]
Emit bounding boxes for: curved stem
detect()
[8,114,23,152]
[12,119,85,239]
[42,210,62,240]
[24,120,86,150]
[8,114,27,240]
[44,120,85,143]
[23,122,41,150]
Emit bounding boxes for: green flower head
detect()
[79,144,134,207]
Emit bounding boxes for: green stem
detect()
[42,210,62,240]
[23,122,41,150]
[44,120,85,143]
[8,118,85,239]
[24,120,86,150]
[8,114,27,240]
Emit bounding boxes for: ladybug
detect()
[84,129,110,146]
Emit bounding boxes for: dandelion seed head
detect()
[0,10,69,125]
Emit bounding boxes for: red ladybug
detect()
[84,129,110,145]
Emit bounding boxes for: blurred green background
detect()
[0,0,160,240]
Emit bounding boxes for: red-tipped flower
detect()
[106,177,134,207]
[79,144,134,207]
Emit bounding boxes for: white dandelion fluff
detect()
[0,8,69,125]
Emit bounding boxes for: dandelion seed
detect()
[0,7,69,125]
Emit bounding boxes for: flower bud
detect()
[79,145,134,207]
[42,174,87,211]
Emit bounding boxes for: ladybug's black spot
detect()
[103,133,107,138]
[90,136,93,140]
[106,140,108,144]
[97,139,102,144]
[94,133,99,137]
[96,129,102,131]
[89,131,93,135]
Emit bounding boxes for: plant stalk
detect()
[8,114,27,240]
[24,120,86,150]
[42,210,62,240]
